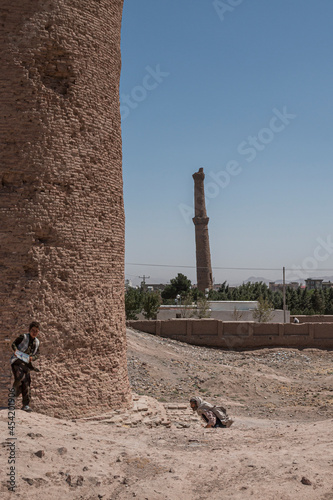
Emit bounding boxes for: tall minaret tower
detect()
[0,0,131,416]
[192,168,213,292]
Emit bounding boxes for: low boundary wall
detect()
[291,315,333,323]
[127,319,333,349]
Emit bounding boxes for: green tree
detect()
[300,288,312,313]
[311,289,325,314]
[195,296,211,319]
[125,287,142,320]
[142,291,161,320]
[180,294,195,318]
[191,287,205,302]
[232,306,244,321]
[207,289,220,301]
[286,288,299,314]
[161,273,192,300]
[324,288,333,314]
[252,296,274,323]
[272,290,283,309]
[218,281,228,294]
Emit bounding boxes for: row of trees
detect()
[125,284,211,321]
[125,273,333,320]
[278,287,333,315]
[125,274,211,320]
[125,287,161,320]
[209,281,333,315]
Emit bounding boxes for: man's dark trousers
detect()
[11,360,31,406]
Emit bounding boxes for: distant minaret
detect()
[192,168,213,292]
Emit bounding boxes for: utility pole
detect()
[139,275,150,288]
[283,266,286,323]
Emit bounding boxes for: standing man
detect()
[11,321,40,412]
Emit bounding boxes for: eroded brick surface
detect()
[192,168,213,291]
[0,0,132,416]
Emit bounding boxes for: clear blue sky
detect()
[120,0,333,287]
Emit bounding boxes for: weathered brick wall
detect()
[128,320,333,349]
[0,0,132,417]
[192,168,213,292]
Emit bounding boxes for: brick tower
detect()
[0,0,132,417]
[192,168,213,292]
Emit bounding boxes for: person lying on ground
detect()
[190,396,234,428]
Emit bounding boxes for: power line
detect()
[126,262,333,272]
[3,263,333,275]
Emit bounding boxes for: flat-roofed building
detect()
[305,278,324,290]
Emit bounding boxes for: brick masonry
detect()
[192,168,213,292]
[0,0,132,416]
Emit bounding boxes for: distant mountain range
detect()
[243,276,272,285]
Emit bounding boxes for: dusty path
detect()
[0,328,332,499]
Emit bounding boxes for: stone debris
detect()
[27,432,43,439]
[57,447,67,455]
[65,474,84,487]
[22,477,47,487]
[301,476,312,486]
[72,394,201,429]
[34,450,45,458]
[22,478,34,486]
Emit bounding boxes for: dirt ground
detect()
[1,327,333,500]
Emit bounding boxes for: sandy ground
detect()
[1,327,333,500]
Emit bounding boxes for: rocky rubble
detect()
[127,328,333,422]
